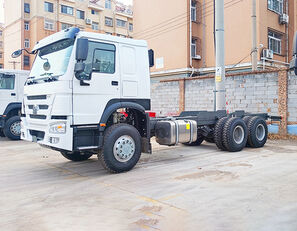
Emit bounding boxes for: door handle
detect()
[11,93,16,96]
[111,81,118,86]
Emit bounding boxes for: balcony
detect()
[115,5,133,18]
[88,0,104,11]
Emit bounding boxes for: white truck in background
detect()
[12,28,280,173]
[0,70,29,140]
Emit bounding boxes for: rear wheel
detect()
[222,117,248,152]
[98,123,142,173]
[246,116,268,148]
[60,151,93,162]
[3,116,21,140]
[243,116,253,147]
[214,117,228,151]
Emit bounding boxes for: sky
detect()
[0,0,133,24]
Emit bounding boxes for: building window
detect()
[44,19,54,31]
[0,52,2,58]
[0,30,2,36]
[24,39,30,48]
[24,56,30,66]
[91,9,99,15]
[105,0,111,9]
[44,1,54,13]
[191,0,197,22]
[0,41,2,48]
[61,5,73,15]
[268,30,282,55]
[129,23,133,32]
[92,22,99,31]
[24,3,30,13]
[105,17,113,27]
[267,0,283,14]
[0,64,3,69]
[24,21,29,30]
[61,23,72,30]
[191,38,197,57]
[116,19,127,28]
[77,10,85,19]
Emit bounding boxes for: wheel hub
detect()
[113,135,135,162]
[10,121,21,136]
[233,125,244,144]
[256,124,265,141]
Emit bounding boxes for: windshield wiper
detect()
[40,72,53,76]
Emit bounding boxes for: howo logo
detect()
[33,105,39,115]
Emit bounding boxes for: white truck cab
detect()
[16,27,276,173]
[0,69,29,140]
[19,27,153,172]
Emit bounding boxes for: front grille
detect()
[29,130,45,140]
[28,105,49,110]
[30,115,47,120]
[27,95,47,100]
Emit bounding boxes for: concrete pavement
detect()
[0,137,297,231]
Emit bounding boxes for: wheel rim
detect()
[113,135,135,162]
[10,121,21,136]
[256,124,265,141]
[233,125,244,144]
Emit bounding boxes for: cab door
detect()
[72,40,120,125]
[0,73,17,115]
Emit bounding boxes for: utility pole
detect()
[251,0,257,71]
[214,0,226,111]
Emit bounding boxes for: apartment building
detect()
[134,0,297,79]
[0,23,3,69]
[3,0,133,70]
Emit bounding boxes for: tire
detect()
[214,117,228,151]
[183,136,204,146]
[246,116,268,148]
[243,116,253,147]
[60,151,93,162]
[205,137,215,143]
[98,123,142,173]
[222,117,248,152]
[3,116,21,140]
[0,129,5,137]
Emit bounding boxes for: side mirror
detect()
[74,63,86,79]
[11,49,23,58]
[76,38,88,61]
[148,49,154,68]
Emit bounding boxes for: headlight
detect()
[49,122,66,134]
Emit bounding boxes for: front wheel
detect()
[60,151,93,162]
[98,123,142,173]
[3,116,21,140]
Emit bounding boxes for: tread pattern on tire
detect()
[214,117,228,151]
[98,123,141,173]
[246,116,268,148]
[243,116,253,147]
[222,117,248,152]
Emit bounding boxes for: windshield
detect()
[29,39,74,79]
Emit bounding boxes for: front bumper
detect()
[21,117,73,151]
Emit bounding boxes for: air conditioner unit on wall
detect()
[263,49,273,59]
[85,18,92,25]
[279,14,289,24]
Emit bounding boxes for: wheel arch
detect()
[3,103,21,119]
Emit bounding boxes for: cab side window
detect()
[0,74,15,90]
[81,41,115,77]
